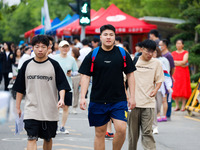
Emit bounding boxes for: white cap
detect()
[59,40,69,47]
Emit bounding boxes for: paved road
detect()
[0,81,200,150]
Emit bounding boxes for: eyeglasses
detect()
[142,48,154,54]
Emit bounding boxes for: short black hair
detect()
[92,37,100,43]
[24,47,30,52]
[142,39,156,51]
[149,29,159,38]
[136,42,142,48]
[115,36,122,42]
[73,35,80,41]
[161,39,169,47]
[32,35,49,47]
[47,35,54,42]
[81,39,89,45]
[100,24,115,34]
[123,41,130,53]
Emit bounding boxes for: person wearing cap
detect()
[54,40,78,134]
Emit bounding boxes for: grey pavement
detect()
[0,80,200,150]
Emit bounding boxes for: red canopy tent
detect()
[78,4,157,53]
[24,25,43,38]
[24,20,53,38]
[57,4,157,53]
[56,8,103,37]
[71,4,157,35]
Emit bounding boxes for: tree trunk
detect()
[194,31,198,44]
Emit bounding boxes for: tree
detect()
[0,0,74,44]
[170,0,200,82]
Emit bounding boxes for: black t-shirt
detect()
[79,46,136,103]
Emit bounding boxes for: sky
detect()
[3,0,21,6]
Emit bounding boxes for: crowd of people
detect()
[0,24,192,150]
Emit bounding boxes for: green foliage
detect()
[139,0,181,18]
[195,24,200,34]
[190,43,200,54]
[189,53,200,66]
[170,0,200,81]
[176,22,196,32]
[190,72,200,82]
[91,0,182,18]
[0,0,197,44]
[170,33,194,44]
[0,0,74,43]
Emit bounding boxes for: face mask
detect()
[159,46,163,51]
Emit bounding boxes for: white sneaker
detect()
[153,127,159,134]
[57,127,69,134]
[72,108,77,114]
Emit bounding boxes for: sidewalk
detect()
[1,80,200,150]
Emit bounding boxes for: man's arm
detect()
[57,90,65,108]
[149,82,162,97]
[170,67,175,76]
[16,92,23,117]
[127,72,136,110]
[80,74,90,110]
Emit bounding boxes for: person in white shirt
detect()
[73,36,83,50]
[78,39,92,62]
[115,36,123,47]
[18,47,31,70]
[46,36,55,58]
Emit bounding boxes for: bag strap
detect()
[90,46,127,72]
[118,47,127,68]
[90,47,100,72]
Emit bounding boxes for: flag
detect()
[40,7,45,34]
[43,0,51,33]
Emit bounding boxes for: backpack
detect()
[133,52,142,65]
[90,46,127,72]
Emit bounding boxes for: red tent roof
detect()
[24,25,43,38]
[70,4,157,35]
[24,20,53,38]
[56,8,104,36]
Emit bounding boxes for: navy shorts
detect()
[24,119,57,142]
[88,101,128,127]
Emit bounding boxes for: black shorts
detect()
[24,119,57,141]
[63,92,72,106]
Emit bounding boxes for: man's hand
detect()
[67,70,72,77]
[128,97,136,110]
[149,89,157,97]
[16,108,22,118]
[80,98,87,110]
[57,100,65,108]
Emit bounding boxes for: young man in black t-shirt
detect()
[79,24,136,150]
